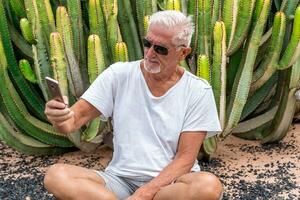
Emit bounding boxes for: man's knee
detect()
[44,163,70,190]
[154,172,222,200]
[187,172,223,200]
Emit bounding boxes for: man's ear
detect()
[179,47,192,61]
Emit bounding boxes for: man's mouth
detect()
[145,58,159,64]
[143,59,161,74]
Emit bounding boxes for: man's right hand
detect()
[44,96,74,130]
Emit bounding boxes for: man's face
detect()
[143,25,185,74]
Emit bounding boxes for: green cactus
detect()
[19,18,36,44]
[0,34,73,147]
[226,0,256,56]
[0,0,45,120]
[19,59,37,83]
[278,6,300,69]
[197,0,212,58]
[56,6,84,98]
[89,0,111,66]
[251,12,286,93]
[211,21,226,129]
[221,0,271,138]
[197,54,210,82]
[87,34,106,83]
[67,0,88,89]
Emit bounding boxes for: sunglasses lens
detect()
[143,38,152,48]
[143,38,169,55]
[154,45,168,55]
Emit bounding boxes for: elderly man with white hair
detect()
[44,10,223,200]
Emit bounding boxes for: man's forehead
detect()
[146,26,175,44]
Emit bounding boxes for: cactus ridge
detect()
[56,6,84,98]
[136,0,145,42]
[197,0,212,58]
[197,54,210,82]
[211,0,221,29]
[9,0,26,18]
[115,41,129,62]
[250,12,286,93]
[67,0,86,72]
[278,6,300,69]
[227,0,256,56]
[241,73,278,121]
[166,0,181,11]
[222,0,236,47]
[89,0,111,66]
[107,13,121,61]
[143,15,150,38]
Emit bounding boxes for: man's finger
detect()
[63,95,69,106]
[46,99,68,109]
[45,107,71,117]
[48,111,74,123]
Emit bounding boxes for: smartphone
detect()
[45,76,65,104]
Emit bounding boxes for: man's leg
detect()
[153,172,223,200]
[44,163,118,200]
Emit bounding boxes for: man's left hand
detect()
[126,186,157,200]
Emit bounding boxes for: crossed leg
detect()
[44,163,118,200]
[153,172,223,200]
[44,164,222,200]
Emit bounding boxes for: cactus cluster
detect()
[0,0,299,156]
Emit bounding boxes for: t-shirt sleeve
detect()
[182,87,222,138]
[80,67,116,121]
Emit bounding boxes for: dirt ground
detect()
[0,124,299,200]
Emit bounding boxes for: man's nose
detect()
[145,45,156,58]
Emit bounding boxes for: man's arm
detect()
[45,98,101,134]
[127,131,207,200]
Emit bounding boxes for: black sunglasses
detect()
[143,38,169,55]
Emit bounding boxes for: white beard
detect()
[144,59,161,74]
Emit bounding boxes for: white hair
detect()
[148,10,194,47]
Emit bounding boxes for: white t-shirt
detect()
[81,60,221,181]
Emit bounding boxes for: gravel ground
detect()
[1,124,299,200]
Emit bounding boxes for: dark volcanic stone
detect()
[1,126,300,200]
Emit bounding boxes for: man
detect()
[44,10,223,200]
